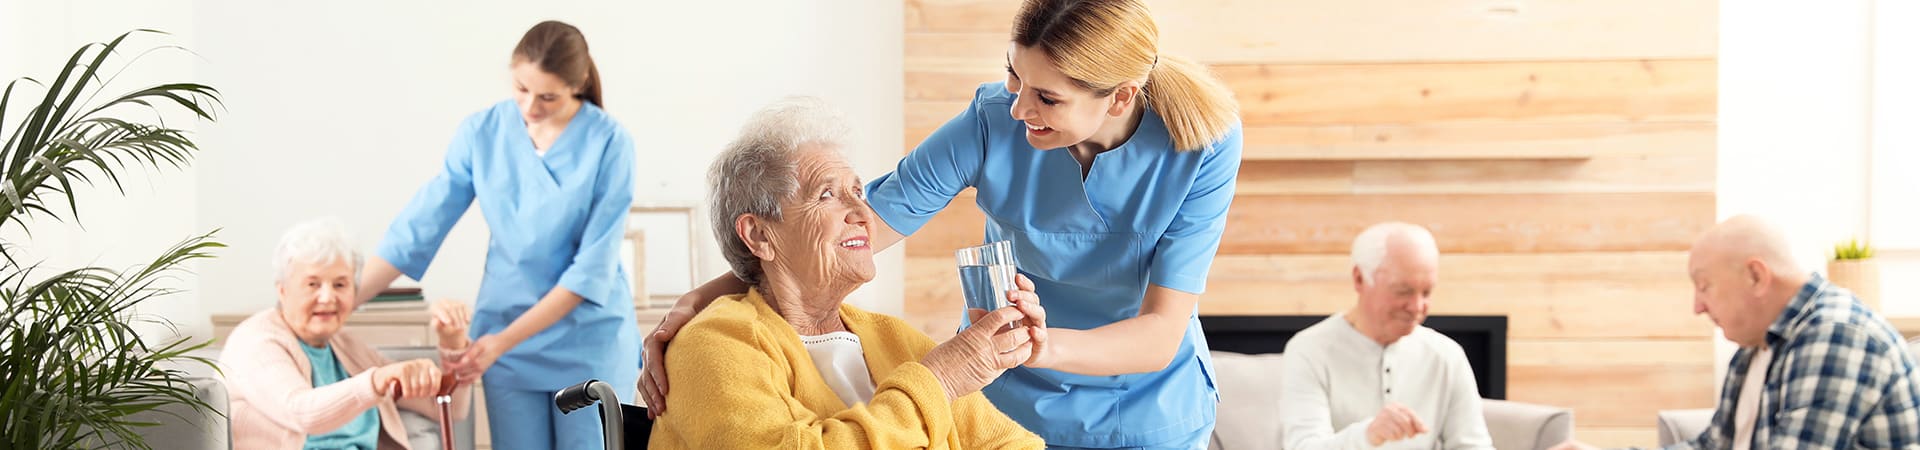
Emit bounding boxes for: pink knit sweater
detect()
[221,310,472,449]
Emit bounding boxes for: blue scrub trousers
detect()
[484,378,633,450]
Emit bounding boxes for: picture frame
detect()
[624,205,700,309]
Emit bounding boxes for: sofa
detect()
[128,346,476,450]
[1209,351,1574,450]
[1655,336,1920,447]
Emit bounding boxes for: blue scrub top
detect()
[867,82,1242,447]
[377,100,640,392]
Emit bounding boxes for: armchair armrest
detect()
[1482,399,1573,450]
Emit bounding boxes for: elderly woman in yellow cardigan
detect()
[648,98,1047,449]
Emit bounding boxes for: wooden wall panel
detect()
[904,192,1715,256]
[909,103,1717,162]
[907,61,1720,126]
[1219,61,1717,125]
[1510,364,1717,427]
[1349,154,1716,195]
[907,0,1717,63]
[1238,152,1716,196]
[1236,161,1355,195]
[1217,193,1714,254]
[910,253,1711,339]
[903,0,1719,443]
[1239,122,1717,161]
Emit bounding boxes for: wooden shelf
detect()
[1243,147,1597,161]
[1231,122,1712,162]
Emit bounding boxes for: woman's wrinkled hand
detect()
[921,307,1033,400]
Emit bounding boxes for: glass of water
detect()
[955,240,1021,327]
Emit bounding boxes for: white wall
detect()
[1721,0,1920,317]
[1717,0,1920,388]
[1719,0,1873,272]
[1869,0,1920,319]
[2,0,906,342]
[0,0,210,340]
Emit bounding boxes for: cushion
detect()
[1208,351,1289,449]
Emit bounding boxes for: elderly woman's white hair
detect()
[1350,222,1438,285]
[707,96,853,285]
[273,217,365,286]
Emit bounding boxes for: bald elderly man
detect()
[1557,215,1920,449]
[1279,222,1494,449]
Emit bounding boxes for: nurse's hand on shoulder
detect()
[1005,274,1055,369]
[429,300,472,352]
[447,334,506,384]
[923,307,1032,401]
[639,290,705,419]
[372,358,442,399]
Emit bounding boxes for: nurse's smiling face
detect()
[511,61,582,127]
[759,144,877,298]
[1005,44,1140,150]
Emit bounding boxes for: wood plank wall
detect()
[902,0,1718,446]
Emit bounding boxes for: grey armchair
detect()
[131,346,475,450]
[114,348,230,450]
[1207,351,1575,450]
[1483,399,1574,450]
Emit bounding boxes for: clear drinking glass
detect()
[955,240,1020,327]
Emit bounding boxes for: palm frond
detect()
[0,234,224,449]
[0,29,222,234]
[0,29,225,450]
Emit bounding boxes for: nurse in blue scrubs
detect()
[644,1,1242,448]
[355,20,638,450]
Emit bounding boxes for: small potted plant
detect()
[1830,238,1880,311]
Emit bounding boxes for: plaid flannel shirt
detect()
[1666,273,1920,450]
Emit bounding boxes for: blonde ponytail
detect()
[1144,55,1238,151]
[1012,0,1238,152]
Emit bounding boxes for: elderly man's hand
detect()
[1549,440,1602,450]
[923,307,1032,400]
[429,300,472,351]
[1366,403,1429,446]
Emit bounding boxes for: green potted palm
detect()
[1830,238,1880,311]
[0,30,225,449]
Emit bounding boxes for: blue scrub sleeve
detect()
[376,117,481,280]
[555,130,636,308]
[865,86,992,236]
[1147,125,1243,295]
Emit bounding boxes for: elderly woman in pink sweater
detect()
[222,218,473,449]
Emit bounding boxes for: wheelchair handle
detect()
[554,379,623,450]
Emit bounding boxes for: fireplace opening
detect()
[1199,315,1508,400]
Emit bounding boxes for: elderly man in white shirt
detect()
[1279,222,1494,450]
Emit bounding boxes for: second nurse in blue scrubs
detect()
[645,0,1241,448]
[356,20,639,450]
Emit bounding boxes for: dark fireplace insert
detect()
[1198,315,1508,400]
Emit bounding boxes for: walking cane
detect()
[388,372,462,449]
[435,372,457,450]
